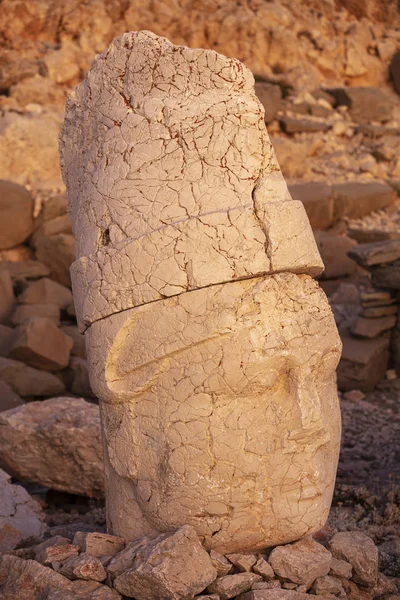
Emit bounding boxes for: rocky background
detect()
[1,0,400,598]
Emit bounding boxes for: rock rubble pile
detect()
[0,524,398,600]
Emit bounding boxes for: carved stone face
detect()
[86,273,341,553]
[61,31,341,553]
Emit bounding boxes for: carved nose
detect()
[288,381,329,450]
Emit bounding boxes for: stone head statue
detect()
[60,31,341,553]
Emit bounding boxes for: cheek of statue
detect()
[86,273,341,553]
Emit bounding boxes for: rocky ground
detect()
[1,0,400,597]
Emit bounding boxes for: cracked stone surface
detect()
[61,31,341,553]
[60,30,322,332]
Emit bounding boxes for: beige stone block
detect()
[314,231,357,279]
[0,181,34,250]
[17,277,72,310]
[9,317,73,372]
[332,181,395,220]
[11,303,60,326]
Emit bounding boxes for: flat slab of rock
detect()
[351,315,396,339]
[268,538,332,588]
[210,550,234,576]
[207,573,262,599]
[328,532,378,589]
[0,468,46,552]
[279,116,330,134]
[329,87,394,124]
[332,182,395,220]
[9,316,73,371]
[0,397,104,497]
[348,240,400,268]
[113,525,217,600]
[0,357,65,396]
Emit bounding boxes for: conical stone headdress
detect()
[60,31,323,332]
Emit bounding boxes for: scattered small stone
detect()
[237,589,311,600]
[328,532,378,589]
[343,389,366,402]
[210,550,234,576]
[329,557,352,579]
[253,581,281,590]
[73,532,125,558]
[282,583,297,589]
[207,573,262,600]
[312,575,346,597]
[114,525,217,600]
[253,557,275,581]
[227,553,258,572]
[268,537,332,588]
[60,552,107,582]
[36,541,79,565]
[279,116,330,134]
[386,369,397,380]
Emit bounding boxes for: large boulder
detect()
[0,181,34,249]
[0,397,104,497]
[328,532,378,589]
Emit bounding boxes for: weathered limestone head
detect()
[60,31,342,553]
